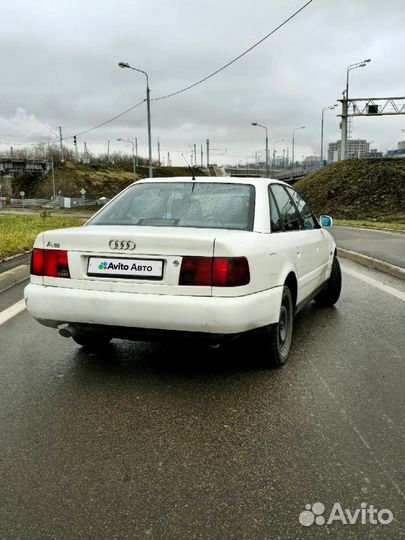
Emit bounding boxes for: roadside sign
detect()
[20,191,25,197]
[80,188,86,195]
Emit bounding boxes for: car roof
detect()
[135,176,289,188]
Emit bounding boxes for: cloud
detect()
[0,108,53,144]
[0,0,404,163]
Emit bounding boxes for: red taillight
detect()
[31,249,70,278]
[179,256,250,287]
[31,248,44,275]
[179,256,212,286]
[212,257,250,287]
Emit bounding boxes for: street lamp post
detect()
[117,138,137,181]
[321,105,337,162]
[251,122,269,177]
[292,126,305,178]
[341,58,371,161]
[272,139,285,168]
[119,62,152,178]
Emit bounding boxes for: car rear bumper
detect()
[24,283,283,335]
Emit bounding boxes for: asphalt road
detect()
[0,260,404,540]
[331,226,405,268]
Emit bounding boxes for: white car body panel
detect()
[24,283,283,333]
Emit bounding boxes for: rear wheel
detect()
[260,285,294,368]
[314,256,342,306]
[72,332,112,350]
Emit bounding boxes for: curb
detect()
[0,264,30,293]
[334,224,405,234]
[338,248,405,281]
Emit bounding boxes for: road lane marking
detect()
[0,299,26,326]
[342,266,405,302]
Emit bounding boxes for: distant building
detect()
[386,149,405,157]
[303,155,320,164]
[328,139,370,161]
[366,149,384,158]
[385,141,405,157]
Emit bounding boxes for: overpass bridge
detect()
[0,157,52,175]
[224,165,321,182]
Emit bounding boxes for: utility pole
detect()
[132,144,136,180]
[74,136,78,162]
[200,144,204,167]
[84,142,88,160]
[146,81,152,177]
[107,140,110,162]
[340,93,348,162]
[206,139,210,167]
[193,144,197,167]
[341,59,371,160]
[59,126,64,162]
[135,138,138,166]
[292,126,305,178]
[51,160,56,200]
[167,152,170,167]
[157,139,161,166]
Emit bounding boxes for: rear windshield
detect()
[89,182,255,231]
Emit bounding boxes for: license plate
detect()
[87,257,164,280]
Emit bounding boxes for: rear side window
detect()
[270,185,301,231]
[268,189,283,232]
[285,187,318,230]
[89,182,255,231]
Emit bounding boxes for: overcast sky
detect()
[0,0,404,165]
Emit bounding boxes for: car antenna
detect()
[181,153,196,180]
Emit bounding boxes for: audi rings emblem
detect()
[109,239,136,250]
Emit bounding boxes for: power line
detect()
[153,0,314,101]
[62,98,146,140]
[62,0,314,139]
[0,138,58,146]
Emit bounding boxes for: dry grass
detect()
[0,215,84,260]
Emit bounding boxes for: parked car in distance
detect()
[24,177,341,367]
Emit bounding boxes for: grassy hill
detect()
[294,157,405,223]
[294,158,405,223]
[12,162,207,200]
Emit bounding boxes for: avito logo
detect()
[299,502,393,526]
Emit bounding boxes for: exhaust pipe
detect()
[59,325,76,338]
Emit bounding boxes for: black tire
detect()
[262,285,294,368]
[314,256,342,306]
[72,332,112,349]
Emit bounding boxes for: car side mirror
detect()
[320,215,333,228]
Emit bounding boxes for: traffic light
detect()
[73,136,77,145]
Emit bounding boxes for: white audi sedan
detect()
[24,177,341,367]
